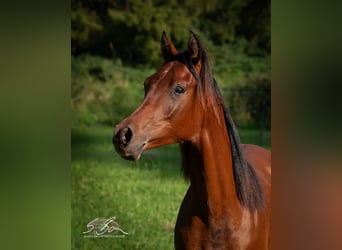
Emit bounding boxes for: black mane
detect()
[168,39,265,211]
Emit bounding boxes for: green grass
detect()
[72,126,187,250]
[71,126,270,249]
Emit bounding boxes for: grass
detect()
[71,126,270,249]
[72,126,186,250]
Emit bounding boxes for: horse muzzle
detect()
[113,126,145,161]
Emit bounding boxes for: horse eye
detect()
[173,85,185,95]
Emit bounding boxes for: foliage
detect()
[71,0,270,129]
[71,52,270,128]
[224,73,271,128]
[71,0,270,67]
[71,54,155,127]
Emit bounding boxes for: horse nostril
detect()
[119,127,132,146]
[113,127,133,150]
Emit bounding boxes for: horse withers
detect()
[113,31,271,250]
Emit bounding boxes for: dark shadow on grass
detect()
[72,126,116,161]
[72,127,184,180]
[72,127,112,147]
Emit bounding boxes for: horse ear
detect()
[187,30,200,64]
[161,31,178,61]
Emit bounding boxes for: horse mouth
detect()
[121,155,135,161]
[115,143,145,161]
[120,151,142,161]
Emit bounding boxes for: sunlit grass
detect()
[72,127,187,250]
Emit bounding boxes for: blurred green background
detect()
[71,0,270,130]
[71,0,270,249]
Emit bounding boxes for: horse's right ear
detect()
[161,31,178,61]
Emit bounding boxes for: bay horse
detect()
[113,31,271,249]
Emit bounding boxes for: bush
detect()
[72,51,270,129]
[223,73,271,129]
[71,55,152,128]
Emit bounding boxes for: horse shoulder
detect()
[242,144,271,249]
[241,144,271,183]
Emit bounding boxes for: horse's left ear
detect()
[188,30,201,64]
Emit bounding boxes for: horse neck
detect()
[180,104,242,219]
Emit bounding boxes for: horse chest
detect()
[176,219,249,250]
[175,198,259,250]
